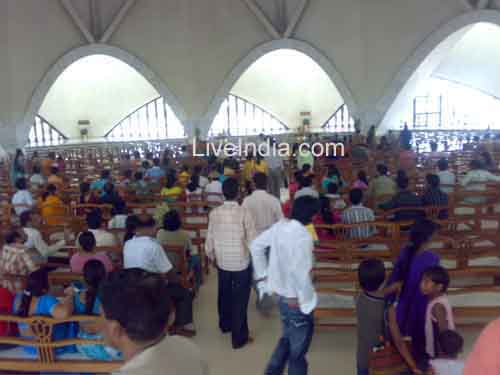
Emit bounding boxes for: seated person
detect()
[294,176,319,199]
[322,165,344,191]
[161,174,183,203]
[71,231,113,273]
[422,174,448,219]
[352,171,369,190]
[460,159,500,203]
[324,183,347,210]
[47,166,64,190]
[312,196,340,241]
[11,177,35,216]
[157,210,202,289]
[205,171,223,204]
[29,165,46,188]
[399,143,417,170]
[129,171,151,198]
[39,184,67,225]
[120,169,133,189]
[99,269,208,374]
[366,164,397,205]
[341,189,375,239]
[436,158,456,194]
[81,210,118,248]
[145,157,166,182]
[178,165,191,187]
[186,175,203,214]
[379,176,423,221]
[71,260,121,361]
[21,211,66,262]
[108,200,129,230]
[13,269,75,354]
[99,182,125,210]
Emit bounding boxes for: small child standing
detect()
[420,266,455,360]
[430,330,465,375]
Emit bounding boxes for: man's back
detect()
[368,175,396,198]
[242,190,283,235]
[124,236,172,274]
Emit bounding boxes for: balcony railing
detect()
[28,115,68,146]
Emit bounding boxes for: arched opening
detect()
[205,40,357,138]
[25,44,187,147]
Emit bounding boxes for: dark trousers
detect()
[167,283,193,327]
[217,265,252,349]
[265,298,314,375]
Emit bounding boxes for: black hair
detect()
[437,158,448,171]
[301,176,313,188]
[42,184,57,201]
[253,172,267,190]
[124,215,140,242]
[99,268,171,343]
[302,164,311,174]
[15,177,27,190]
[4,230,21,245]
[153,158,160,166]
[377,164,388,175]
[294,171,303,185]
[18,269,49,318]
[50,166,59,175]
[327,182,338,194]
[349,188,363,205]
[163,210,182,231]
[187,175,200,193]
[426,174,440,189]
[358,258,386,292]
[123,169,133,179]
[222,177,239,200]
[327,165,341,179]
[79,231,97,253]
[423,265,450,293]
[141,161,150,169]
[357,171,368,185]
[165,174,176,189]
[32,165,41,174]
[83,260,107,315]
[396,170,407,180]
[20,211,32,227]
[86,211,102,230]
[134,171,143,181]
[101,170,111,179]
[438,330,463,358]
[291,196,319,225]
[319,196,334,224]
[80,182,90,194]
[396,176,409,190]
[111,200,127,216]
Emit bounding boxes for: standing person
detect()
[11,178,35,216]
[10,149,25,187]
[29,165,46,188]
[250,196,319,375]
[266,139,284,199]
[297,144,314,170]
[205,178,257,349]
[41,152,56,177]
[400,123,412,148]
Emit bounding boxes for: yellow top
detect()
[161,186,183,202]
[254,160,269,175]
[40,195,67,226]
[305,224,319,243]
[242,160,255,181]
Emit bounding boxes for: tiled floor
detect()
[191,272,483,375]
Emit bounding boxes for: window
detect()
[413,95,442,129]
[209,95,288,137]
[321,104,355,132]
[106,97,185,140]
[28,116,67,146]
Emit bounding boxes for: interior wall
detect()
[39,55,160,138]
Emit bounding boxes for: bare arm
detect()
[51,296,73,319]
[432,303,451,332]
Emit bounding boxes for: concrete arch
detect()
[376,9,500,132]
[201,38,359,137]
[22,43,188,144]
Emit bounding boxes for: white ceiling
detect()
[230,48,345,129]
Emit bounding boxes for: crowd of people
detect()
[1,130,500,374]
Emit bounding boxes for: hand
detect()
[410,366,423,375]
[64,286,75,297]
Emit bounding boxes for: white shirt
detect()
[124,236,173,274]
[460,169,500,191]
[30,174,46,187]
[437,170,456,193]
[11,190,35,215]
[23,227,65,258]
[89,229,117,248]
[199,176,209,189]
[205,180,223,203]
[108,215,128,230]
[294,187,319,200]
[250,219,317,314]
[242,190,283,235]
[430,359,464,375]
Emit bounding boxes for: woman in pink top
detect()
[464,318,500,374]
[352,171,368,190]
[70,231,113,274]
[420,266,455,359]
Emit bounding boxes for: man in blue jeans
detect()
[250,196,319,375]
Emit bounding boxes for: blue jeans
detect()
[265,298,314,375]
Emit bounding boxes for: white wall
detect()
[230,49,344,129]
[39,55,160,138]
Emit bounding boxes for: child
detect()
[421,266,455,360]
[357,258,420,375]
[430,330,464,375]
[70,231,113,274]
[324,183,347,210]
[322,165,344,191]
[353,171,369,190]
[161,174,183,203]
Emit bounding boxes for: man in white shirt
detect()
[100,269,208,375]
[436,158,456,194]
[461,159,500,191]
[124,215,195,337]
[250,196,319,375]
[20,211,66,262]
[11,178,35,216]
[204,172,223,205]
[294,176,319,200]
[242,173,283,236]
[205,178,257,349]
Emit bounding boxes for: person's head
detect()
[396,170,407,181]
[294,171,303,186]
[327,165,340,178]
[101,170,111,180]
[430,141,438,152]
[357,171,368,185]
[421,265,450,296]
[19,211,33,227]
[4,230,23,245]
[376,164,388,176]
[301,176,313,188]
[134,171,143,182]
[437,158,449,171]
[187,175,200,192]
[302,164,311,175]
[438,330,463,359]
[15,177,27,191]
[78,231,97,253]
[253,172,267,190]
[426,174,440,189]
[17,269,49,317]
[44,184,57,200]
[222,177,239,201]
[358,258,386,292]
[133,151,140,159]
[123,169,133,179]
[327,183,338,195]
[291,196,319,225]
[83,260,107,315]
[125,215,156,240]
[396,176,409,190]
[86,211,103,230]
[349,188,363,205]
[181,165,189,173]
[99,269,171,351]
[470,159,483,170]
[15,149,23,159]
[162,209,182,232]
[165,174,176,189]
[50,166,59,176]
[111,200,127,216]
[32,165,41,175]
[141,161,150,170]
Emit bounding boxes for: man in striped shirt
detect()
[341,189,375,239]
[205,178,257,349]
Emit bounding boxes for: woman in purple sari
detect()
[387,219,440,371]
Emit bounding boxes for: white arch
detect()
[376,9,500,131]
[22,44,188,145]
[201,38,359,137]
